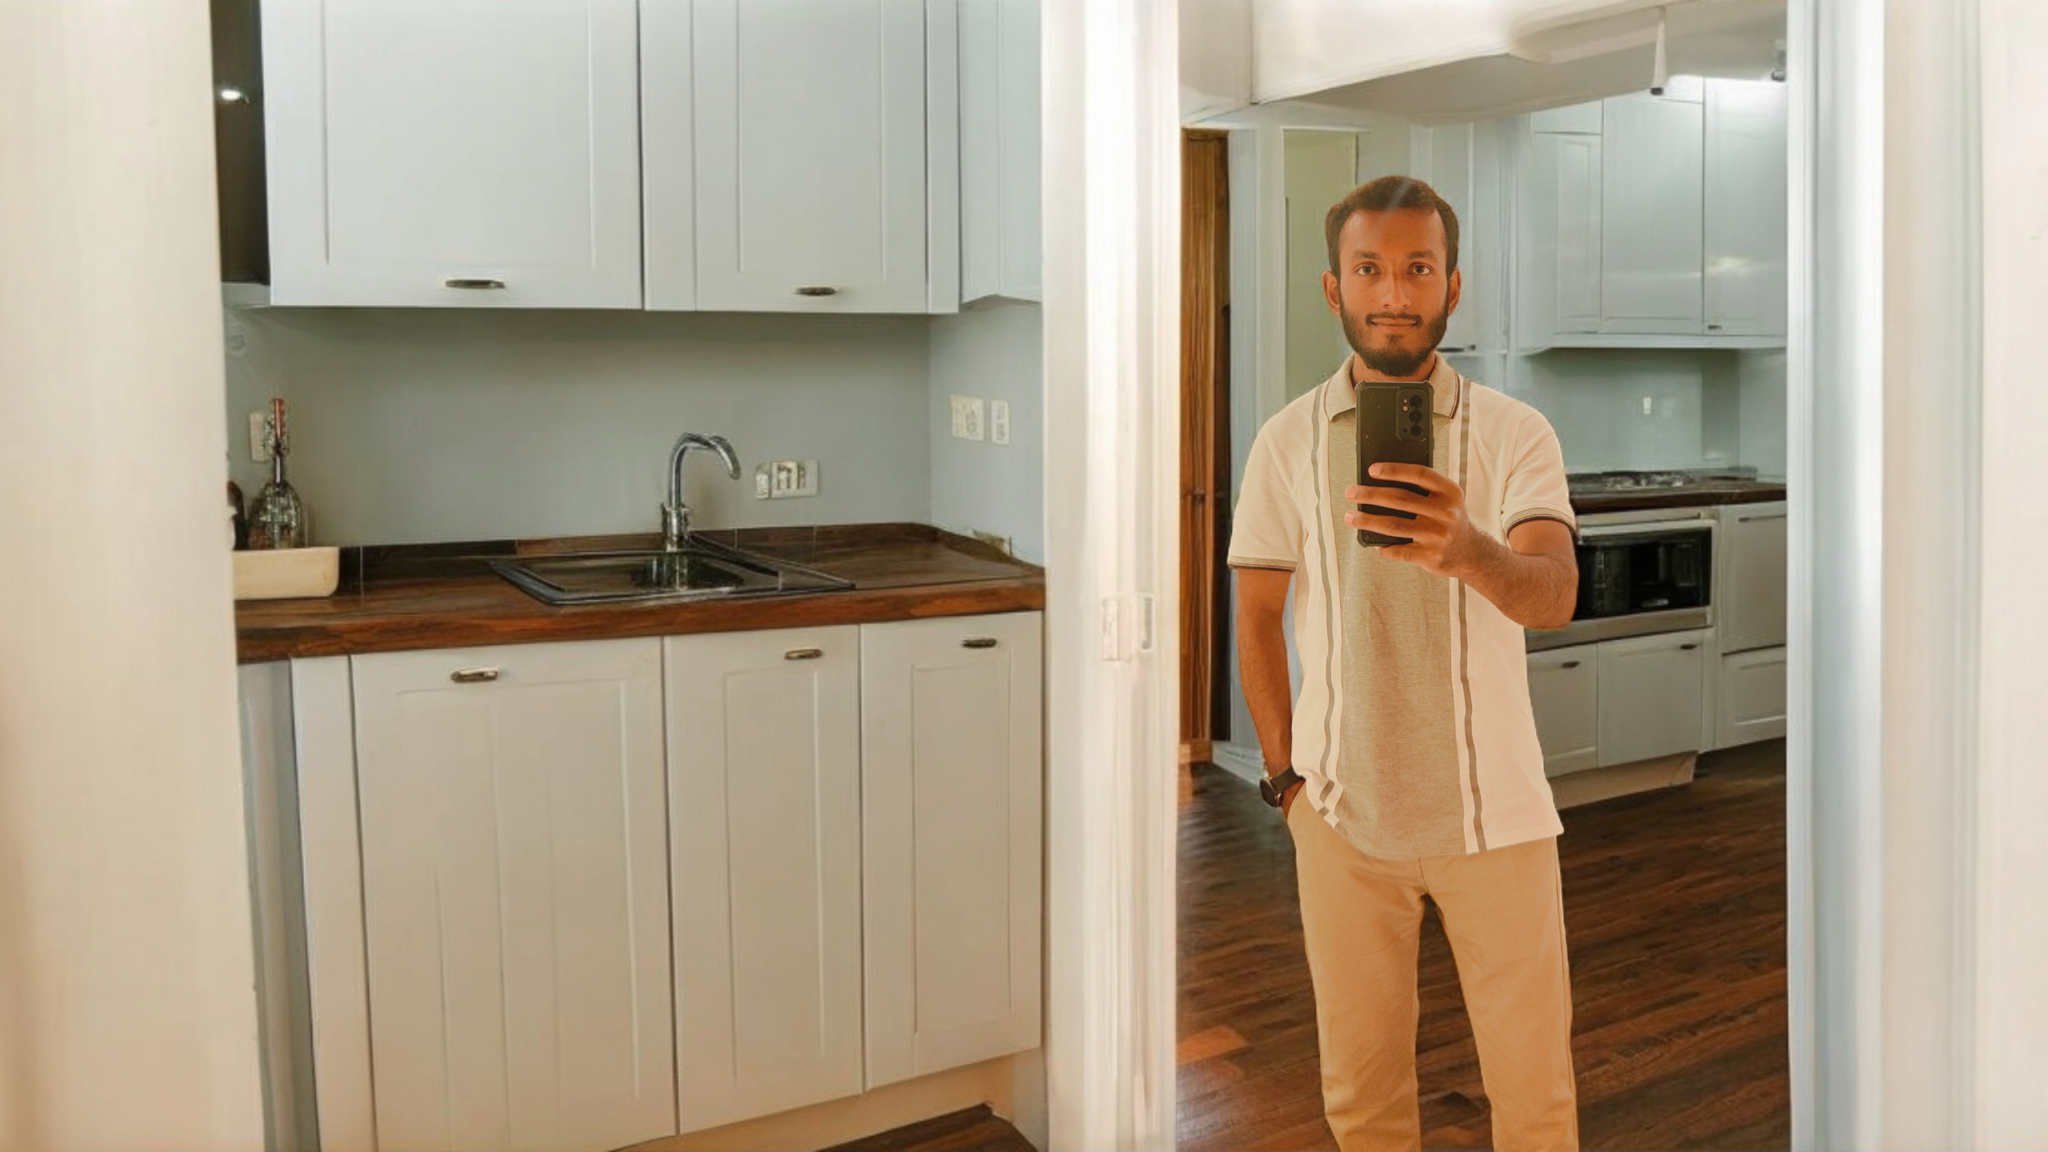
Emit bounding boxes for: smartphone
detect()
[1354,382,1435,547]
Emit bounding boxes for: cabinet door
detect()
[960,0,1042,303]
[1415,123,1478,352]
[666,628,864,1132]
[1600,93,1705,334]
[1528,645,1599,777]
[1519,126,1604,342]
[1596,630,1707,766]
[1717,502,1789,653]
[1705,79,1789,337]
[351,640,674,1152]
[692,0,932,312]
[262,0,643,308]
[1719,646,1788,746]
[862,612,1043,1088]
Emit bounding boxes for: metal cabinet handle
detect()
[785,648,824,661]
[445,278,507,290]
[1679,643,1700,651]
[1561,660,1581,669]
[962,637,1000,649]
[1707,323,1724,331]
[1735,512,1789,523]
[450,667,501,683]
[794,286,840,297]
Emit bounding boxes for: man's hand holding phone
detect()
[1346,463,1488,580]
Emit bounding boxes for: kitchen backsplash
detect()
[928,300,1046,563]
[1506,347,1788,480]
[223,308,936,546]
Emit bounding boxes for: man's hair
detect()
[1324,176,1461,277]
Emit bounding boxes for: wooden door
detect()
[261,0,644,307]
[665,627,865,1133]
[350,639,674,1152]
[1181,129,1231,763]
[690,0,934,312]
[861,613,1043,1088]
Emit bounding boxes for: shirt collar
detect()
[1321,353,1462,420]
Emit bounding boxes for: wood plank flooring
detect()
[817,1106,1036,1152]
[1178,741,1791,1151]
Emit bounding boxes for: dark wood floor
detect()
[818,1106,1036,1152]
[1178,742,1791,1151]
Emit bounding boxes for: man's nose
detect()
[1376,274,1414,312]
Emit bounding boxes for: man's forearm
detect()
[1238,612,1294,770]
[1452,531,1577,630]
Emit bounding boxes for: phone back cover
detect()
[1355,381,1435,546]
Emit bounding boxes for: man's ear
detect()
[1446,267,1463,317]
[1322,269,1342,315]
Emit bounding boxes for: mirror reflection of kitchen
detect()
[1176,2,1791,1148]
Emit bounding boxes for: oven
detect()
[1527,508,1715,651]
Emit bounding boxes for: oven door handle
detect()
[1577,520,1716,539]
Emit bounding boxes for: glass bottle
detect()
[249,396,307,550]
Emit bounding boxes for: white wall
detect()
[1282,132,1358,400]
[927,301,1047,562]
[223,309,934,545]
[0,5,267,1149]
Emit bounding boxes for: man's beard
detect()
[1339,298,1451,378]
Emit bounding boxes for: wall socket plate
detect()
[990,400,1011,445]
[757,458,819,499]
[950,394,986,441]
[248,411,273,462]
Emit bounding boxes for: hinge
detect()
[1099,593,1158,662]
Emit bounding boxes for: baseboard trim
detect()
[1548,752,1698,810]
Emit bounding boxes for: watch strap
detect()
[1260,766,1304,808]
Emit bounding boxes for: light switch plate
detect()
[248,411,273,462]
[990,401,1011,445]
[950,394,986,441]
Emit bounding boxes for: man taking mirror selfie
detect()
[1229,176,1582,1152]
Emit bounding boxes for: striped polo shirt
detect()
[1228,356,1578,859]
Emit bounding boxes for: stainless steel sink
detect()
[491,539,852,606]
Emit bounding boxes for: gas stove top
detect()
[1566,467,1761,493]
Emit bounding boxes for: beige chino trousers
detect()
[1287,799,1580,1152]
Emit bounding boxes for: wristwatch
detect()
[1259,765,1304,809]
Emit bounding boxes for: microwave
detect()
[1530,512,1716,649]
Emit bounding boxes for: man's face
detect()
[1321,207,1461,379]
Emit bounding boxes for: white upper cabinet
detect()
[676,0,957,313]
[1410,122,1498,354]
[262,0,644,308]
[959,0,1042,303]
[665,628,865,1134]
[1517,122,1603,344]
[1705,80,1790,337]
[1599,91,1706,335]
[862,612,1043,1089]
[350,639,675,1152]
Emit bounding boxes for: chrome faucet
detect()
[663,432,741,551]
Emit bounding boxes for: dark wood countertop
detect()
[1570,482,1787,515]
[235,524,1044,664]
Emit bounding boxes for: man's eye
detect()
[1411,264,1433,276]
[1355,264,1376,276]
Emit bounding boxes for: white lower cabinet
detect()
[1528,644,1599,777]
[666,626,865,1133]
[350,639,675,1152]
[1719,646,1788,747]
[1596,630,1708,767]
[861,612,1044,1089]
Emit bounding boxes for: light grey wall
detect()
[1738,348,1789,479]
[223,308,933,545]
[926,300,1045,563]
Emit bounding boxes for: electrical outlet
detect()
[990,401,1011,446]
[248,411,273,462]
[764,459,820,499]
[950,394,986,441]
[754,464,773,499]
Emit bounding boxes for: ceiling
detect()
[1289,0,1786,122]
